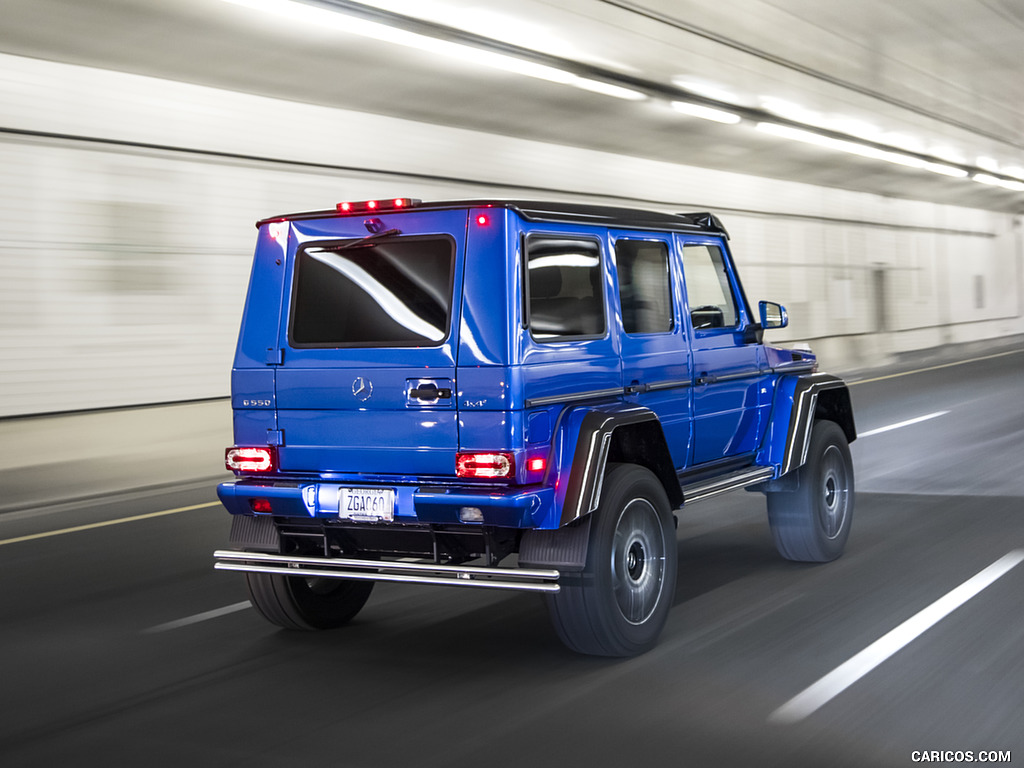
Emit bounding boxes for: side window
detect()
[615,239,673,334]
[681,244,739,330]
[526,237,605,340]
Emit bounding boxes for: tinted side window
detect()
[290,236,454,347]
[526,237,605,340]
[681,244,739,329]
[615,240,673,334]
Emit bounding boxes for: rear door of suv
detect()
[274,209,467,478]
[611,232,693,469]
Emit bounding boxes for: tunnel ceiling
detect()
[2,0,1023,213]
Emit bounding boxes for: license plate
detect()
[338,487,395,522]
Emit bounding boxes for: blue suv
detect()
[216,198,856,656]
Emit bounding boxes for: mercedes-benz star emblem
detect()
[352,376,373,401]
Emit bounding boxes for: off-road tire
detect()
[767,420,854,562]
[245,571,374,630]
[548,464,677,656]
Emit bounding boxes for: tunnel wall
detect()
[1,53,1021,417]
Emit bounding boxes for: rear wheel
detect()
[245,571,374,630]
[548,464,677,657]
[767,420,854,562]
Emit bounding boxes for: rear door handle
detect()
[409,386,452,400]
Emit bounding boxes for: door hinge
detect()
[265,348,283,365]
[266,429,284,446]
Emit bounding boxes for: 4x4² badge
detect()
[352,377,373,401]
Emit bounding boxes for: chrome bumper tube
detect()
[214,550,561,593]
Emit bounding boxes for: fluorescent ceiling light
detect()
[222,0,645,100]
[972,174,1024,192]
[760,97,822,126]
[920,161,970,178]
[671,101,742,124]
[575,79,646,100]
[756,123,967,177]
[347,0,576,57]
[672,78,738,104]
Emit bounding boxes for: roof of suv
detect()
[257,199,729,237]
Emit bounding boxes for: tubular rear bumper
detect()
[217,479,556,528]
[213,550,560,593]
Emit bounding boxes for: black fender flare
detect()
[520,403,681,571]
[757,372,857,482]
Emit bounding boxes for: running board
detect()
[213,550,561,594]
[680,466,775,504]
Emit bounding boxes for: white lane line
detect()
[849,349,1022,386]
[0,501,222,547]
[858,410,949,438]
[770,549,1024,725]
[144,601,252,634]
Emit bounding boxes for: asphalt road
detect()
[1,350,1021,767]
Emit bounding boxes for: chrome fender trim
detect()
[777,373,855,476]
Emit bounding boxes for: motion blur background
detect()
[0,0,1022,502]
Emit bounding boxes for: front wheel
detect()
[767,420,854,562]
[245,571,374,630]
[548,464,677,657]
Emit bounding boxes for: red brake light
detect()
[476,214,489,226]
[336,198,420,213]
[456,452,515,479]
[226,446,275,473]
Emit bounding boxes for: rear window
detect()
[289,236,455,347]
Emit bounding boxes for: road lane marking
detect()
[144,601,252,633]
[857,410,949,437]
[769,549,1024,724]
[0,501,221,547]
[849,349,1021,386]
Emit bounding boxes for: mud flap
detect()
[227,514,281,553]
[518,515,592,572]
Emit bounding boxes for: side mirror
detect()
[759,300,789,329]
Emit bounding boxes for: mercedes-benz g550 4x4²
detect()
[215,197,856,657]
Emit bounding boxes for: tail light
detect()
[456,452,515,479]
[226,446,276,473]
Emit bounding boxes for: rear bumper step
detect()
[213,550,560,593]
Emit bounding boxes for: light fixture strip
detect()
[755,122,973,178]
[670,101,742,124]
[222,0,646,100]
